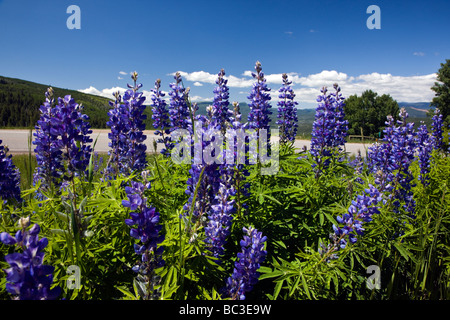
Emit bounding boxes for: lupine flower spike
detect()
[223,227,267,300]
[277,73,298,144]
[151,79,172,157]
[0,141,21,202]
[0,219,61,300]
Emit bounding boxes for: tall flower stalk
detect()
[276,73,298,144]
[106,72,147,176]
[33,88,92,195]
[105,91,126,177]
[168,72,190,132]
[310,84,348,174]
[0,141,21,202]
[211,69,232,134]
[122,172,165,299]
[151,79,172,157]
[223,227,267,300]
[431,108,444,150]
[368,108,417,217]
[204,180,235,262]
[32,87,64,192]
[416,121,433,186]
[247,61,272,142]
[122,72,148,174]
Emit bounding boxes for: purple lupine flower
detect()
[211,69,232,134]
[331,84,349,149]
[121,72,148,174]
[431,108,443,150]
[51,95,93,179]
[168,72,190,132]
[0,220,61,300]
[276,73,298,144]
[368,109,416,217]
[416,122,433,186]
[247,61,272,135]
[223,227,267,300]
[320,184,383,261]
[0,141,21,202]
[204,179,235,262]
[349,150,364,184]
[389,108,416,216]
[151,79,172,157]
[227,102,251,215]
[183,121,221,224]
[333,184,383,249]
[310,86,337,171]
[106,91,126,177]
[33,88,92,190]
[122,173,165,295]
[32,88,64,191]
[309,84,348,173]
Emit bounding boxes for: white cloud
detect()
[78,86,158,103]
[193,81,203,87]
[289,71,437,103]
[119,71,128,75]
[413,52,425,56]
[173,71,217,84]
[117,76,123,80]
[189,95,212,102]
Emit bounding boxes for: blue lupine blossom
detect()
[223,227,267,300]
[121,72,148,174]
[106,91,126,177]
[122,173,165,282]
[204,180,235,261]
[0,141,21,202]
[151,79,172,157]
[332,184,383,249]
[416,122,433,186]
[349,150,364,184]
[320,184,383,261]
[276,73,298,144]
[228,102,251,215]
[32,88,64,191]
[183,121,221,223]
[211,69,232,134]
[310,85,348,172]
[52,95,93,179]
[106,72,147,176]
[367,109,416,217]
[331,84,349,149]
[0,220,61,300]
[247,61,272,134]
[388,108,416,216]
[168,72,191,132]
[33,88,92,191]
[431,108,444,150]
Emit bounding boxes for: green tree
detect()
[344,90,399,138]
[431,59,450,125]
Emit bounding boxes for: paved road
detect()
[0,129,371,156]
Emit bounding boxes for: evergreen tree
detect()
[431,59,450,125]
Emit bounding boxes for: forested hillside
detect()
[0,76,111,128]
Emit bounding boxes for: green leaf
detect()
[117,286,138,300]
[273,280,284,300]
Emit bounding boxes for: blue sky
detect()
[0,0,449,107]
